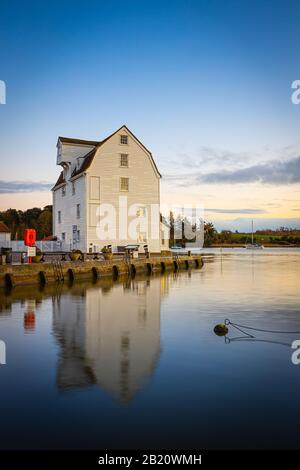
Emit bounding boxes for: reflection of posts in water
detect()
[53,277,163,402]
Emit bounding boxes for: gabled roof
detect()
[58,136,99,146]
[0,221,10,233]
[52,171,66,191]
[69,125,161,178]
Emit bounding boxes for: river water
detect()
[0,249,300,449]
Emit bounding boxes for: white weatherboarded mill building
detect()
[52,125,163,253]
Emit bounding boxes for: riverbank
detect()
[0,254,203,289]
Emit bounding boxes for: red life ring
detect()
[24,229,36,246]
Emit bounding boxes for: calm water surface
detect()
[0,249,300,449]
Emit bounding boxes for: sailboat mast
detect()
[251,220,254,245]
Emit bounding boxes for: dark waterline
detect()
[0,250,300,449]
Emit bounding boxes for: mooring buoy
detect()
[214,324,228,336]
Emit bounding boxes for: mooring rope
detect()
[225,318,300,334]
[225,336,291,347]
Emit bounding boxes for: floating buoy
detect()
[214,324,228,336]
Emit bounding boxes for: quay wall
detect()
[0,256,203,289]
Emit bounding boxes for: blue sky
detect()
[0,0,300,229]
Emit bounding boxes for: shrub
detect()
[101,246,112,253]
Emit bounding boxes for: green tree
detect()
[204,222,217,247]
[36,209,52,239]
[0,205,53,240]
[0,209,21,239]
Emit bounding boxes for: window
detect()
[120,153,128,167]
[137,207,146,217]
[120,177,129,191]
[72,225,77,243]
[62,232,66,241]
[72,182,75,195]
[120,134,128,145]
[77,230,80,241]
[76,204,80,218]
[58,211,61,224]
[90,176,100,199]
[89,204,100,227]
[62,186,66,197]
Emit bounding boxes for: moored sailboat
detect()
[245,220,264,249]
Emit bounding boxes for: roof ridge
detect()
[51,170,66,191]
[58,136,100,146]
[0,221,10,233]
[54,125,161,184]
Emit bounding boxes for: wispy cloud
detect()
[205,208,267,214]
[213,218,300,232]
[162,146,252,172]
[161,142,300,173]
[200,156,300,184]
[175,147,252,168]
[160,206,266,217]
[164,156,300,186]
[0,180,52,194]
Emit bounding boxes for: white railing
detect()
[0,240,70,252]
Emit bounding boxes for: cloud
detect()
[199,156,300,184]
[164,156,300,186]
[261,202,280,208]
[0,180,52,194]
[185,146,251,167]
[163,146,252,171]
[212,217,300,232]
[205,208,267,214]
[163,173,196,185]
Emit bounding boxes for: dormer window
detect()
[62,186,66,197]
[120,135,128,145]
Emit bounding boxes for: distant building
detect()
[52,125,163,252]
[0,222,11,243]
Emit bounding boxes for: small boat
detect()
[245,220,264,249]
[245,243,264,250]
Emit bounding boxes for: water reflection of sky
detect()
[0,251,300,449]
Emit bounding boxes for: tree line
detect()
[0,206,52,240]
[1,205,298,246]
[1,206,217,246]
[166,213,300,246]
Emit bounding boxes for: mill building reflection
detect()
[52,275,170,402]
